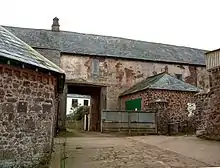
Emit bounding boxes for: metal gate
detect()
[101,110,157,134]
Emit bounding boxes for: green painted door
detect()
[125,98,142,111]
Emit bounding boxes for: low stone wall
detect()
[0,64,57,167]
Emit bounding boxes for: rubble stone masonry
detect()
[195,69,220,140]
[0,64,57,167]
[120,89,196,134]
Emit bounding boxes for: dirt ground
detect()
[50,132,220,168]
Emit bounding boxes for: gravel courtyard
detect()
[51,133,220,168]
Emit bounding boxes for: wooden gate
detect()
[101,110,157,134]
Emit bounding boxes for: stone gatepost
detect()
[58,84,67,131]
[149,99,168,135]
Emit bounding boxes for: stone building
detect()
[195,49,220,140]
[0,26,65,167]
[2,17,209,131]
[119,72,200,134]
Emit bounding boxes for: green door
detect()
[125,98,142,111]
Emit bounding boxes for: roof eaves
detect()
[119,87,149,97]
[149,87,200,92]
[61,52,206,66]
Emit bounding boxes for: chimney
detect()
[52,17,60,31]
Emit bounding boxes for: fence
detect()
[65,119,84,130]
[101,110,157,134]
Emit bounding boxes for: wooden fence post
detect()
[128,111,131,135]
[100,110,103,133]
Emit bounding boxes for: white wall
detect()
[66,95,90,115]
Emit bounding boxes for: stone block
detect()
[3,150,14,160]
[2,103,14,113]
[42,103,52,113]
[25,118,35,130]
[17,102,27,113]
[7,97,17,103]
[23,80,30,87]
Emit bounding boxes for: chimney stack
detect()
[52,17,60,31]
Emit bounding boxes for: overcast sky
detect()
[1,0,219,50]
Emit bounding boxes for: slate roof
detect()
[0,26,64,74]
[3,26,207,65]
[120,72,201,96]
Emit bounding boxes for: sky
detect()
[0,0,220,50]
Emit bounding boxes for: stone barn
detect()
[0,26,65,167]
[119,72,201,134]
[2,17,209,132]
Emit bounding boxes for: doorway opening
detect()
[66,94,91,115]
[66,83,106,132]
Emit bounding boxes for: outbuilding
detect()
[119,72,200,134]
[0,26,65,167]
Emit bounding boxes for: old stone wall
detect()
[120,89,197,133]
[0,64,57,167]
[148,101,169,134]
[194,69,220,140]
[60,54,209,110]
[194,93,209,132]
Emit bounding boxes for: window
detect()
[72,99,78,108]
[175,74,183,80]
[84,100,89,106]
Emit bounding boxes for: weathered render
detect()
[0,26,64,167]
[61,54,208,110]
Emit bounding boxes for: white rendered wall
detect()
[66,95,90,115]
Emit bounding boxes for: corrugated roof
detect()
[120,72,201,96]
[3,26,207,65]
[0,26,64,74]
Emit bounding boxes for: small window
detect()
[72,99,78,108]
[175,74,183,80]
[84,100,89,106]
[92,59,99,75]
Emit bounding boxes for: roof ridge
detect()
[120,72,165,96]
[161,73,200,88]
[148,71,166,78]
[150,73,201,92]
[147,72,166,87]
